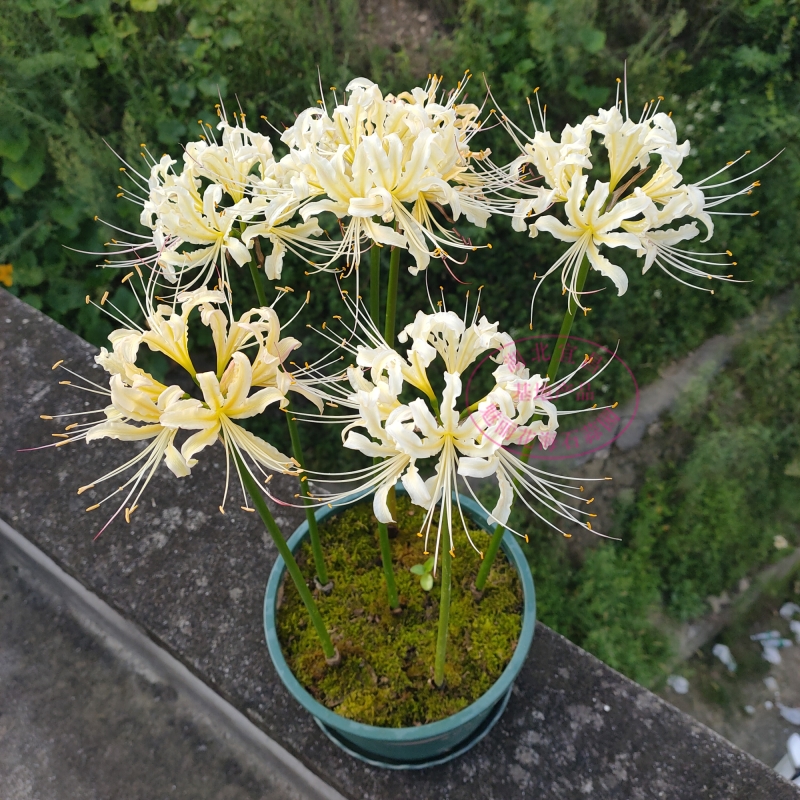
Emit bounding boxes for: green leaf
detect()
[114,15,139,38]
[50,202,83,230]
[420,573,434,591]
[75,51,99,69]
[157,119,187,144]
[218,28,243,50]
[197,75,228,98]
[0,126,30,162]
[2,142,46,192]
[491,30,514,47]
[577,26,605,55]
[423,556,435,572]
[410,564,425,575]
[17,51,71,78]
[20,293,43,310]
[168,81,197,109]
[91,33,114,58]
[130,0,159,11]
[45,279,88,313]
[14,261,45,288]
[188,16,214,38]
[669,9,687,38]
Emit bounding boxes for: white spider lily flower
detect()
[142,289,227,376]
[240,195,327,280]
[153,178,253,286]
[283,74,530,275]
[510,122,594,233]
[96,288,227,380]
[397,309,513,376]
[534,173,651,306]
[184,119,275,202]
[585,106,690,190]
[305,300,607,568]
[160,352,291,467]
[37,353,194,537]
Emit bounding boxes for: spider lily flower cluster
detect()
[304,297,610,571]
[40,286,343,534]
[104,74,538,300]
[503,84,765,317]
[39,69,769,687]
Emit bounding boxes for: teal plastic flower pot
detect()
[263,491,536,770]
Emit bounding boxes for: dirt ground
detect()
[658,582,800,770]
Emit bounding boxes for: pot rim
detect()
[263,489,536,742]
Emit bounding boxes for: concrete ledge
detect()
[2,288,798,799]
[0,514,346,800]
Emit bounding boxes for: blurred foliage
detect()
[520,292,800,684]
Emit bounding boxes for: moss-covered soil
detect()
[276,495,523,727]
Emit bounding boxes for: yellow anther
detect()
[77,484,94,495]
[52,433,68,438]
[586,522,592,530]
[86,503,100,512]
[65,423,78,431]
[586,497,594,504]
[52,360,64,370]
[219,505,226,514]
[101,291,109,305]
[241,507,255,512]
[40,415,53,420]
[59,380,71,385]
[563,532,572,538]
[612,402,618,409]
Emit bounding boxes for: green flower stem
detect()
[378,519,400,609]
[285,406,329,587]
[370,243,381,325]
[248,258,268,307]
[233,450,336,661]
[383,244,401,344]
[433,534,453,687]
[475,255,592,593]
[474,520,504,592]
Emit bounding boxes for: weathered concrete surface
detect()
[0,552,304,800]
[1,288,798,799]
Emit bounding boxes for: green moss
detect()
[275,495,523,727]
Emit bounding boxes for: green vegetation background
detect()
[1,0,799,686]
